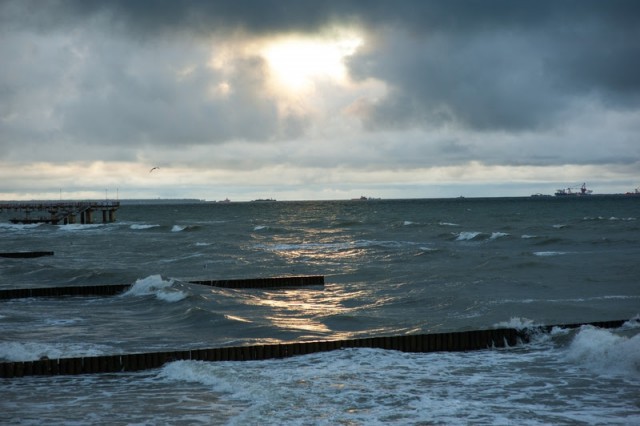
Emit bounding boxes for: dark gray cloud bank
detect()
[1,0,639,174]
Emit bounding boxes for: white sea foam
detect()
[121,275,187,302]
[489,232,509,240]
[534,251,568,256]
[58,223,105,231]
[521,234,537,239]
[158,346,640,425]
[622,316,640,329]
[130,224,160,230]
[0,223,41,231]
[455,231,482,241]
[253,225,268,231]
[494,317,540,330]
[439,222,459,227]
[565,326,640,378]
[171,225,187,232]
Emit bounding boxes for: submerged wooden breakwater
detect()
[0,319,629,378]
[189,275,324,289]
[0,275,324,300]
[0,275,629,378]
[0,251,54,259]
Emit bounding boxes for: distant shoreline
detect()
[0,194,638,205]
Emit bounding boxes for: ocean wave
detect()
[121,275,187,302]
[57,223,107,231]
[494,317,541,330]
[130,224,160,230]
[533,251,569,257]
[455,231,483,241]
[0,341,114,362]
[439,222,460,227]
[0,223,42,232]
[157,346,639,425]
[565,326,640,378]
[454,231,509,241]
[257,239,431,253]
[490,232,509,240]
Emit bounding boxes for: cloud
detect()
[348,2,640,132]
[1,0,639,199]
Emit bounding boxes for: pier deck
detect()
[0,201,120,225]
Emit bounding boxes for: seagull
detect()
[149,166,160,173]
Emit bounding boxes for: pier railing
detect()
[0,201,120,225]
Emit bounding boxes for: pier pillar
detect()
[109,210,115,222]
[85,209,92,224]
[102,210,107,223]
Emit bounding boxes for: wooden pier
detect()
[0,201,120,225]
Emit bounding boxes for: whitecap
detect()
[490,232,509,240]
[494,317,539,330]
[439,222,460,227]
[171,225,187,232]
[565,326,640,378]
[130,224,160,230]
[533,251,568,256]
[0,223,41,231]
[253,225,268,231]
[121,275,187,302]
[455,231,482,241]
[58,224,105,231]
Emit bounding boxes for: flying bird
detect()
[149,166,160,173]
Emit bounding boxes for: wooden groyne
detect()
[0,251,54,259]
[190,275,324,289]
[0,201,119,225]
[0,276,324,300]
[0,284,131,300]
[0,319,629,378]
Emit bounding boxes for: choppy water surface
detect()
[1,197,639,424]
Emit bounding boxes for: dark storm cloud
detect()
[345,1,640,131]
[1,0,639,147]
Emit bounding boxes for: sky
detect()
[1,0,639,201]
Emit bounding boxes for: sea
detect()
[1,197,639,425]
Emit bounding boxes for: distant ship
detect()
[351,196,380,201]
[555,183,592,196]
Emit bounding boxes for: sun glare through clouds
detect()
[262,34,363,93]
